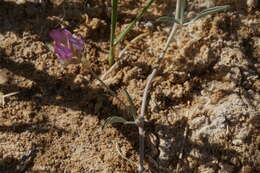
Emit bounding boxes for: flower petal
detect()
[49,29,65,43]
[50,29,72,43]
[61,29,72,37]
[54,44,73,59]
[69,36,85,50]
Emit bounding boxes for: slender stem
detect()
[109,42,115,66]
[138,0,182,172]
[2,91,19,98]
[140,25,178,118]
[100,33,148,82]
[138,24,178,173]
[137,115,145,173]
[113,0,154,45]
[1,91,19,105]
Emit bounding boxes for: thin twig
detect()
[0,91,19,105]
[138,23,178,173]
[100,33,149,82]
[176,125,188,172]
[138,0,182,172]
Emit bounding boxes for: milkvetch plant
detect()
[103,1,230,172]
[49,1,230,172]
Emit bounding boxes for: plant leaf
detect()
[102,116,128,129]
[177,0,186,24]
[156,16,181,24]
[122,89,137,120]
[113,0,154,45]
[184,5,230,25]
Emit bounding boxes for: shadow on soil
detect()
[0,0,110,43]
[0,144,39,173]
[0,0,176,43]
[0,1,242,172]
[0,48,241,172]
[0,118,68,134]
[145,118,241,172]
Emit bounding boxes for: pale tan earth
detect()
[0,0,259,172]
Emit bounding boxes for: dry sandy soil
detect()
[0,0,259,172]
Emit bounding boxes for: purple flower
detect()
[54,44,73,59]
[49,29,84,64]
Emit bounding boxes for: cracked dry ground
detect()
[0,0,259,173]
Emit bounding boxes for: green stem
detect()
[113,0,154,46]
